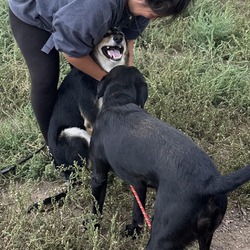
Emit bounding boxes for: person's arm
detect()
[127,40,135,66]
[63,53,107,81]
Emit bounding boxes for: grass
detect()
[0,0,250,249]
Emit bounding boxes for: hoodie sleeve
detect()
[51,0,118,57]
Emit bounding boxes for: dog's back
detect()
[104,109,250,195]
[95,104,220,186]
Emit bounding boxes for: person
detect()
[8,0,191,143]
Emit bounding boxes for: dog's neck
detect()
[102,91,137,109]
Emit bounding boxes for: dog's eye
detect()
[103,32,111,38]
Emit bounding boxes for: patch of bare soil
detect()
[211,201,250,250]
[30,180,68,202]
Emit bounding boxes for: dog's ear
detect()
[97,75,110,98]
[136,80,148,108]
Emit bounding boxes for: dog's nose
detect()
[113,34,123,44]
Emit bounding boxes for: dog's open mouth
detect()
[102,46,124,61]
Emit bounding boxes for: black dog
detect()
[90,65,250,250]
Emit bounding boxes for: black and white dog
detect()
[47,29,128,179]
[90,65,250,250]
[27,30,128,213]
[1,31,126,181]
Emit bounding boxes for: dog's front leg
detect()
[91,167,108,216]
[126,184,147,237]
[82,161,108,230]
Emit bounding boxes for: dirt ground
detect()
[29,181,250,250]
[211,201,250,250]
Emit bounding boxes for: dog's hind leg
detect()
[126,184,147,237]
[198,235,213,250]
[197,196,227,250]
[146,188,194,250]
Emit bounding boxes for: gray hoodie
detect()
[8,0,149,57]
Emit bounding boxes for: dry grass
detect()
[0,0,250,249]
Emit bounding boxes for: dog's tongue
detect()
[108,49,122,59]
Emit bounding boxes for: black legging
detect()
[9,9,60,143]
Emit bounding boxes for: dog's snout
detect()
[113,34,123,44]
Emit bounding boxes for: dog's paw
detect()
[125,223,143,239]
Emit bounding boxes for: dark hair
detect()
[146,0,192,18]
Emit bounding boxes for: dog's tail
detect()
[206,163,250,196]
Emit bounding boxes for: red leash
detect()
[130,185,151,230]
